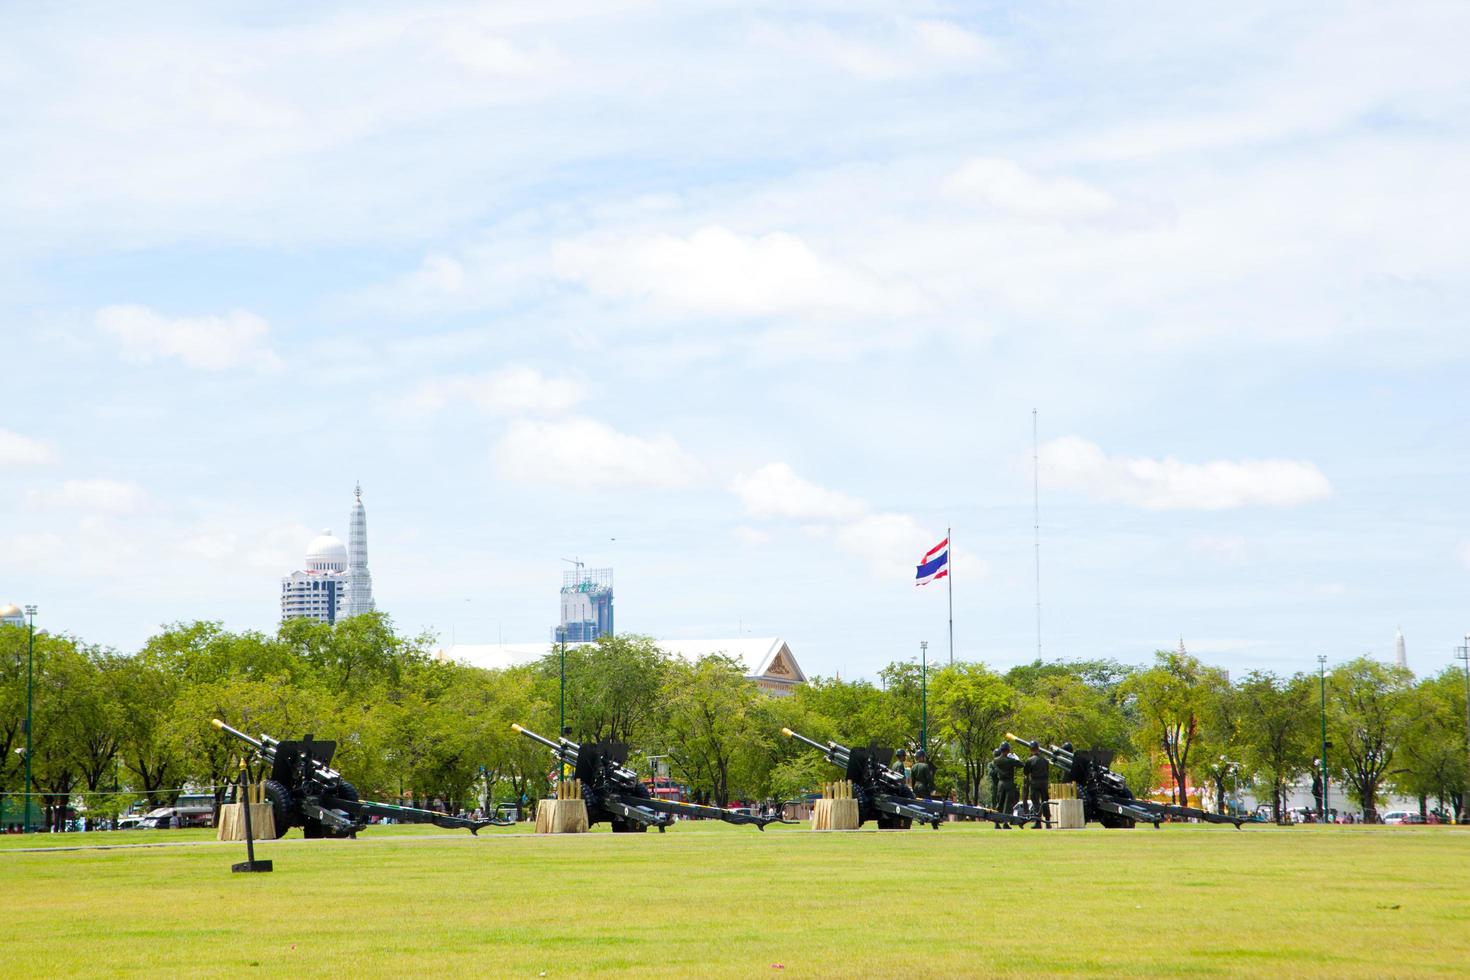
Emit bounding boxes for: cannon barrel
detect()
[212,718,266,752]
[781,727,838,757]
[511,722,566,754]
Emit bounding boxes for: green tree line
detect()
[2,616,1465,827]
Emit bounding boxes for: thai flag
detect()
[915,537,949,586]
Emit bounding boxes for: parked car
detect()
[1380,810,1423,825]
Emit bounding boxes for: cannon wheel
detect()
[262,779,292,839]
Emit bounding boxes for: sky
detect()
[3,1,1469,681]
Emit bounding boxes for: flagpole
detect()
[947,526,954,666]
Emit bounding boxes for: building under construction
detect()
[555,567,613,643]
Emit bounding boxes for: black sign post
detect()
[232,761,273,874]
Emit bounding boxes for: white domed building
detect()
[280,487,376,625]
[1,603,26,628]
[280,529,351,624]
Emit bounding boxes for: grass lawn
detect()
[1,820,1465,977]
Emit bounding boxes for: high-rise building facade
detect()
[281,530,349,624]
[556,567,613,643]
[345,484,374,618]
[280,486,376,625]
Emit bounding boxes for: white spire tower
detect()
[1394,627,1407,670]
[345,483,375,618]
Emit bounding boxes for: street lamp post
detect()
[1317,655,1328,823]
[919,640,928,756]
[23,605,37,834]
[558,628,566,788]
[1455,637,1470,824]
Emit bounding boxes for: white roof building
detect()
[437,636,807,696]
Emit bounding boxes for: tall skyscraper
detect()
[345,483,374,618]
[556,567,613,643]
[281,530,349,624]
[280,486,376,625]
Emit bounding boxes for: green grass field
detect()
[2,821,1466,977]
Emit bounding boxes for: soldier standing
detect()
[993,742,1023,819]
[1023,744,1050,828]
[911,750,935,799]
[893,748,909,784]
[986,747,1001,809]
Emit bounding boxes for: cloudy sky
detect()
[3,1,1468,679]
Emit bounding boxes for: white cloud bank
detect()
[942,158,1117,220]
[494,417,703,489]
[27,479,146,514]
[399,366,585,416]
[96,304,282,372]
[553,225,919,319]
[730,462,868,522]
[0,427,56,466]
[731,462,970,579]
[1040,436,1332,510]
[752,17,999,81]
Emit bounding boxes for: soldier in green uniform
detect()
[911,750,935,799]
[892,748,908,784]
[993,741,1023,820]
[986,747,1001,810]
[1022,744,1050,828]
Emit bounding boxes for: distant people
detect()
[993,742,1024,823]
[911,750,934,799]
[1022,745,1049,829]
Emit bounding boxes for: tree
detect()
[1391,668,1468,820]
[1193,679,1243,816]
[659,655,768,807]
[1122,650,1226,807]
[929,664,1015,806]
[1327,657,1412,821]
[540,634,669,745]
[1235,671,1315,822]
[115,653,183,808]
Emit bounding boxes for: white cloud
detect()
[406,254,466,294]
[730,462,868,522]
[32,479,147,514]
[177,522,316,570]
[1039,436,1332,510]
[1457,541,1470,570]
[494,417,703,489]
[752,17,999,81]
[732,525,770,547]
[941,158,1116,220]
[398,366,585,416]
[553,225,919,319]
[1188,534,1248,562]
[731,461,970,580]
[0,427,56,466]
[96,304,282,371]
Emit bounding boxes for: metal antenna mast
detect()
[1033,409,1042,658]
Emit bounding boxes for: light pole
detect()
[1455,637,1470,824]
[558,627,567,788]
[23,605,37,834]
[919,640,928,756]
[1317,655,1328,823]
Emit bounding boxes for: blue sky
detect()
[3,1,1468,679]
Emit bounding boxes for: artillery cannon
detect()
[212,719,504,838]
[512,724,790,832]
[782,728,1020,829]
[1006,732,1246,829]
